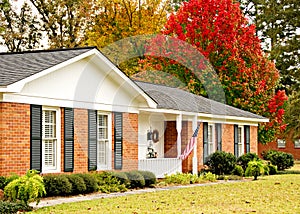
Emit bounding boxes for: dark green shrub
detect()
[43,174,72,197]
[125,171,145,189]
[67,174,86,195]
[237,153,260,171]
[267,164,278,175]
[0,201,32,214]
[137,171,157,187]
[231,165,244,176]
[111,171,130,188]
[206,151,236,175]
[262,150,294,170]
[0,176,7,190]
[4,170,46,205]
[94,172,127,193]
[77,174,98,194]
[245,159,266,180]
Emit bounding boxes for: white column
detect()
[192,116,198,175]
[176,114,182,158]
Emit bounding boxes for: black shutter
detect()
[234,125,239,157]
[114,112,123,170]
[30,105,42,172]
[216,123,222,151]
[88,110,97,171]
[64,108,74,172]
[203,122,208,163]
[245,125,250,153]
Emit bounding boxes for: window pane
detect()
[277,139,286,148]
[43,110,56,138]
[98,114,108,140]
[295,139,300,148]
[98,140,107,165]
[44,139,56,167]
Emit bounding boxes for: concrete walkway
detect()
[31,180,245,209]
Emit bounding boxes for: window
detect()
[208,124,215,155]
[294,139,300,148]
[237,126,244,157]
[97,113,112,170]
[277,139,286,148]
[42,108,60,172]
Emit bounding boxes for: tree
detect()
[83,0,171,75]
[142,0,287,144]
[29,0,95,48]
[0,0,41,52]
[239,0,300,94]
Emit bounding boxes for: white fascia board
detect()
[139,108,268,125]
[0,50,96,93]
[93,51,157,109]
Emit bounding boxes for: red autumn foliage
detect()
[141,0,287,144]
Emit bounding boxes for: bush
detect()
[125,171,145,189]
[43,174,72,197]
[137,171,157,187]
[231,165,244,176]
[0,176,7,190]
[67,174,86,195]
[201,172,216,182]
[262,150,294,170]
[77,174,98,194]
[111,172,130,188]
[237,153,260,171]
[267,164,278,175]
[245,159,266,180]
[4,170,46,205]
[0,201,32,214]
[206,151,236,175]
[93,172,127,193]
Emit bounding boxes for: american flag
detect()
[179,123,200,160]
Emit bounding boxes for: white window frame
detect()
[277,139,286,148]
[42,106,61,173]
[294,139,300,148]
[237,126,244,157]
[208,123,215,155]
[97,112,112,170]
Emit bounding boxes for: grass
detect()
[31,174,300,214]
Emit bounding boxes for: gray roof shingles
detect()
[135,81,266,120]
[0,47,94,86]
[0,47,266,120]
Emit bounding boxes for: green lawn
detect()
[31,174,300,214]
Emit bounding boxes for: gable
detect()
[1,50,156,112]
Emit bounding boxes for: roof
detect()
[135,81,266,120]
[0,47,94,86]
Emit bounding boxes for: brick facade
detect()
[164,121,177,158]
[0,102,31,176]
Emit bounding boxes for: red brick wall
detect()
[182,121,193,173]
[113,113,139,171]
[250,126,258,154]
[258,132,300,160]
[222,124,234,154]
[73,108,89,173]
[164,121,177,158]
[0,102,31,176]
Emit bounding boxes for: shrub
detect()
[77,174,98,194]
[0,176,7,190]
[237,153,260,171]
[67,174,86,195]
[0,201,32,214]
[262,150,294,170]
[231,165,244,176]
[43,174,72,197]
[201,172,217,182]
[93,172,127,193]
[4,170,46,205]
[137,171,157,187]
[125,171,145,189]
[267,164,278,175]
[164,173,205,185]
[206,151,236,175]
[217,175,243,180]
[245,159,266,180]
[111,172,130,188]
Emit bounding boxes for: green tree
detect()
[0,0,41,51]
[239,0,300,94]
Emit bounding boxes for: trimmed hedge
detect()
[0,201,32,214]
[125,171,145,189]
[76,174,98,194]
[67,174,87,195]
[111,171,131,188]
[206,151,236,175]
[138,171,157,187]
[262,150,294,170]
[43,174,72,197]
[93,172,127,193]
[237,153,259,171]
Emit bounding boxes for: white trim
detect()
[176,114,182,158]
[42,106,61,173]
[208,123,215,156]
[97,111,112,170]
[237,125,244,157]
